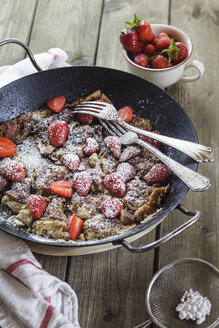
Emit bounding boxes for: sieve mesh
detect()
[146,259,219,328]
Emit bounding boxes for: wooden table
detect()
[0,1,218,327]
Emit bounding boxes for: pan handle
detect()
[0,38,42,72]
[112,204,201,253]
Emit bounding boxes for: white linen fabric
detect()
[0,47,69,88]
[0,49,80,328]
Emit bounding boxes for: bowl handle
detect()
[179,59,205,83]
[112,204,201,253]
[0,38,42,72]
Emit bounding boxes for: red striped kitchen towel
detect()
[0,230,80,328]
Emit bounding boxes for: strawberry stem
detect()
[125,13,142,30]
[161,38,180,62]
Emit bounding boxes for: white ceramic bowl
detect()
[122,24,205,89]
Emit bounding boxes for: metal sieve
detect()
[135,258,219,328]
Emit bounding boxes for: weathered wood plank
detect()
[158,0,219,272]
[0,0,37,65]
[66,1,170,327]
[29,0,103,66]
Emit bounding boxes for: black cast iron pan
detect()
[0,39,200,252]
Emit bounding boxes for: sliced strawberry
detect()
[50,180,72,198]
[71,172,93,196]
[48,120,69,147]
[151,55,169,69]
[47,96,66,113]
[28,195,47,219]
[101,197,123,219]
[156,33,171,52]
[134,53,149,67]
[60,154,80,172]
[103,173,126,198]
[118,106,133,122]
[67,215,84,241]
[145,163,171,184]
[77,113,93,125]
[104,136,121,159]
[144,43,156,57]
[116,163,136,182]
[0,137,17,158]
[139,131,161,148]
[119,146,141,162]
[83,137,99,156]
[0,161,25,182]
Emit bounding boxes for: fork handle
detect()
[120,120,213,163]
[136,138,210,191]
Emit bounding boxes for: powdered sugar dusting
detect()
[116,162,136,182]
[17,137,49,170]
[100,197,123,219]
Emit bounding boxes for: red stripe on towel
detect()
[44,296,51,303]
[5,259,46,274]
[40,305,55,328]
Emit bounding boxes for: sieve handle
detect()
[113,204,201,253]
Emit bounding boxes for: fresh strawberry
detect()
[104,136,122,159]
[101,197,123,219]
[117,106,133,122]
[103,173,126,198]
[50,180,72,198]
[151,55,169,69]
[48,120,69,147]
[167,62,173,67]
[67,215,84,241]
[145,163,171,184]
[152,37,158,47]
[136,22,154,42]
[144,43,156,57]
[161,38,180,63]
[77,113,93,125]
[116,163,136,182]
[28,195,47,219]
[119,146,141,162]
[71,172,93,196]
[60,154,80,172]
[172,42,188,64]
[156,33,171,52]
[139,131,161,148]
[123,29,138,52]
[132,41,145,55]
[83,137,99,156]
[47,96,66,113]
[120,32,126,46]
[0,161,25,182]
[134,53,149,67]
[0,137,17,158]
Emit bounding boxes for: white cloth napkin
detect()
[0,47,69,88]
[0,49,80,328]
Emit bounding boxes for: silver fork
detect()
[99,120,210,192]
[73,101,213,163]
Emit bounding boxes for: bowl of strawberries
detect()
[120,15,204,89]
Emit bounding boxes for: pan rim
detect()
[0,65,198,247]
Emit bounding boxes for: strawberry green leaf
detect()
[125,13,142,30]
[161,38,180,62]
